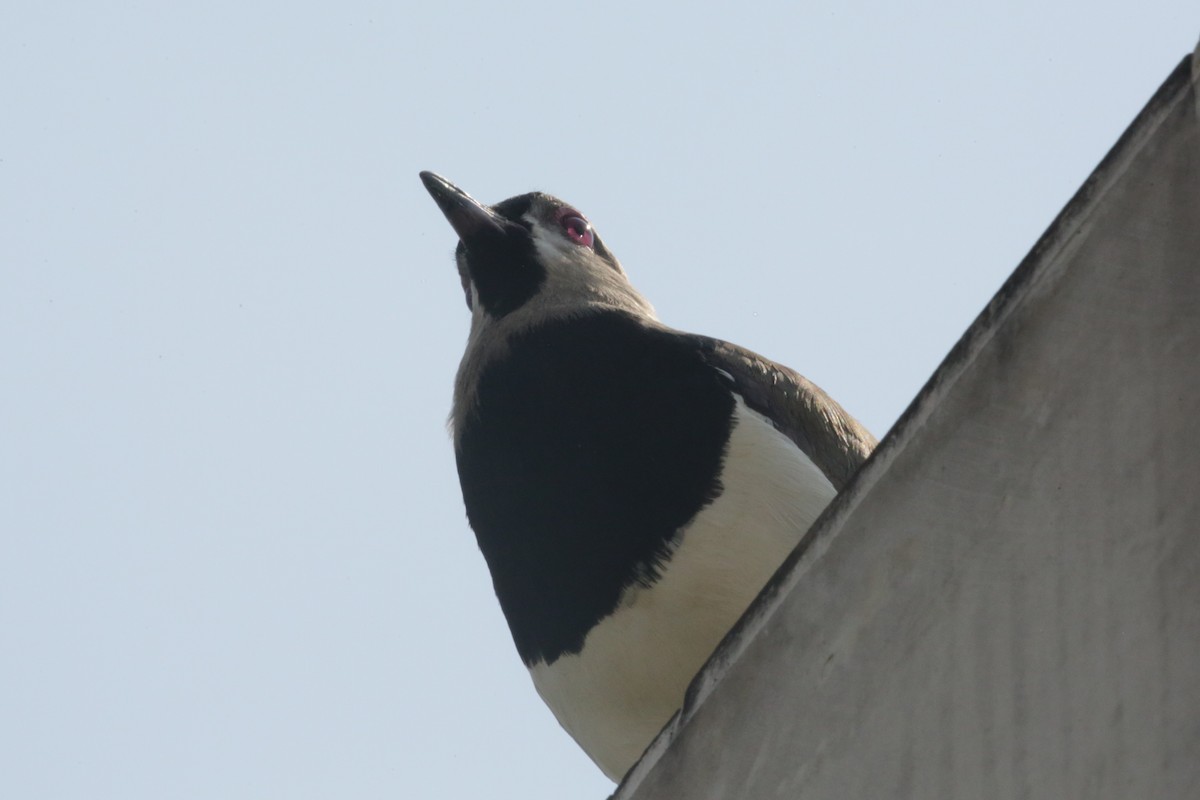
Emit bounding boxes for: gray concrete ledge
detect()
[615,43,1200,800]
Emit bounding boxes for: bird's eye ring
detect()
[559,212,595,248]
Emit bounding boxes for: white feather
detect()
[528,396,836,780]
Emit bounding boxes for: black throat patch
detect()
[458,226,545,318]
[456,311,736,666]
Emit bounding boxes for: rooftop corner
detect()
[615,39,1200,800]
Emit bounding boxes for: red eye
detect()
[559,213,595,248]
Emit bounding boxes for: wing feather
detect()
[690,335,877,491]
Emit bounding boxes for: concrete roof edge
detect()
[611,43,1198,800]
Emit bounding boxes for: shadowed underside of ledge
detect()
[615,44,1200,800]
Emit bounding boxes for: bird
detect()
[419,171,876,781]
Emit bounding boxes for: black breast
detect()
[456,311,735,666]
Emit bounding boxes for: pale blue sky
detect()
[2,3,1197,798]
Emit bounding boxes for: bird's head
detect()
[419,172,655,324]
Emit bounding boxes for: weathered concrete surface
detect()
[615,48,1200,800]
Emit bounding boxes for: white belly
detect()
[528,397,837,780]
